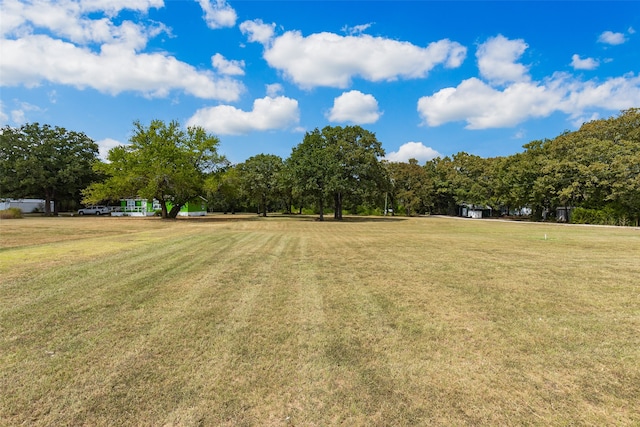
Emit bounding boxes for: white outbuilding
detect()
[0,198,54,213]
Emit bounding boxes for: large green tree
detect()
[84,120,223,219]
[609,142,640,225]
[385,159,433,216]
[289,125,386,220]
[278,158,298,214]
[448,152,493,209]
[424,157,457,215]
[289,129,330,220]
[530,108,640,223]
[491,150,543,216]
[0,122,99,215]
[324,126,386,219]
[237,154,284,217]
[204,164,242,214]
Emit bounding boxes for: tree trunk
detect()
[159,200,169,219]
[261,196,267,217]
[334,192,343,220]
[318,196,324,221]
[44,188,54,216]
[168,204,181,219]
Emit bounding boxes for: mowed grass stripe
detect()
[308,224,423,425]
[264,218,640,424]
[1,227,270,425]
[69,230,296,426]
[1,216,639,425]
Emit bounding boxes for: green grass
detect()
[1,215,639,425]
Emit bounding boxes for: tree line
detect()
[1,109,638,225]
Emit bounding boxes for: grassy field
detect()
[1,215,639,426]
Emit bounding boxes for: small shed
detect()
[460,203,491,219]
[177,197,207,217]
[0,198,54,213]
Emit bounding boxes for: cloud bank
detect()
[0,0,244,101]
[241,19,467,88]
[417,35,640,129]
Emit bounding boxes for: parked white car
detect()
[77,206,111,215]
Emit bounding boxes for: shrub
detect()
[356,205,383,216]
[571,206,629,226]
[0,207,24,219]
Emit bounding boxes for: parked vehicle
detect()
[77,206,111,215]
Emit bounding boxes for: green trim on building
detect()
[116,198,207,216]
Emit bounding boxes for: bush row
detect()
[570,206,633,226]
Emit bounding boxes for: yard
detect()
[1,215,639,425]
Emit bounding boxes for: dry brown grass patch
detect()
[1,215,639,425]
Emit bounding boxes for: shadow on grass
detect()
[177,213,408,223]
[313,216,408,223]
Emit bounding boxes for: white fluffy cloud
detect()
[197,0,236,29]
[385,142,441,164]
[0,0,165,46]
[598,30,627,45]
[418,74,640,129]
[212,53,245,76]
[571,54,599,70]
[242,21,466,88]
[1,36,243,100]
[239,19,276,45]
[0,0,243,101]
[327,90,381,124]
[477,34,529,85]
[560,74,640,111]
[187,96,300,135]
[417,35,640,129]
[418,78,561,128]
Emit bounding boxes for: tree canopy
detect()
[83,120,223,219]
[385,159,433,216]
[421,108,640,224]
[237,154,284,217]
[289,125,386,220]
[11,109,638,226]
[0,122,99,215]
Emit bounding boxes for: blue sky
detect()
[1,1,639,164]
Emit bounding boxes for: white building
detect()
[0,198,54,213]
